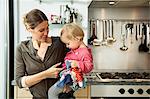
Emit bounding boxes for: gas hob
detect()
[85,71,150,83]
[84,71,150,97]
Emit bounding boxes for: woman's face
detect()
[29,21,49,42]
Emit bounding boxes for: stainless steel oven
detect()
[87,0,150,98]
[85,70,150,98]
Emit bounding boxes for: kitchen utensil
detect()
[101,20,107,45]
[147,23,150,53]
[135,23,138,40]
[146,24,150,47]
[120,23,128,51]
[111,20,116,42]
[138,23,143,39]
[107,20,114,44]
[105,20,107,40]
[93,20,103,46]
[125,23,133,44]
[88,20,97,45]
[97,20,103,42]
[138,23,149,52]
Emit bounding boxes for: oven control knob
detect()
[128,88,134,94]
[146,89,150,94]
[119,88,125,94]
[137,88,143,94]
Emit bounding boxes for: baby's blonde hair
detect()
[60,23,84,41]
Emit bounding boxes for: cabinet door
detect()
[74,85,90,99]
[15,86,32,99]
[15,85,91,99]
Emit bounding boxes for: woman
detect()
[15,9,67,98]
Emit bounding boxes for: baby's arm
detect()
[76,51,93,74]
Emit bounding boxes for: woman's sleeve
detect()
[77,51,93,74]
[15,45,26,88]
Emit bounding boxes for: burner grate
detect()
[98,72,150,79]
[85,72,150,83]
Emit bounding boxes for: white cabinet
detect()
[74,85,91,99]
[14,85,91,99]
[14,86,32,99]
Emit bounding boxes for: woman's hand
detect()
[20,63,63,88]
[44,63,63,78]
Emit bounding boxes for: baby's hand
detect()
[71,60,78,67]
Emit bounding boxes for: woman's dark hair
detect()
[23,9,48,29]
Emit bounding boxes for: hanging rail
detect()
[89,19,150,22]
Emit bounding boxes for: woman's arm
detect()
[15,45,26,88]
[23,63,62,87]
[15,45,62,88]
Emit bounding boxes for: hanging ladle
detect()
[101,20,107,46]
[111,20,116,42]
[107,20,114,44]
[126,23,133,44]
[88,20,98,45]
[120,23,128,51]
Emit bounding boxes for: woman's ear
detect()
[27,27,33,33]
[25,24,33,32]
[60,29,64,36]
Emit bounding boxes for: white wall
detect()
[88,7,150,70]
[0,0,8,98]
[89,7,149,20]
[16,0,90,45]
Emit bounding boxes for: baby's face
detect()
[61,32,81,50]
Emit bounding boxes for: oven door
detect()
[91,85,150,98]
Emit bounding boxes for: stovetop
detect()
[98,72,150,79]
[84,71,150,84]
[85,71,150,97]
